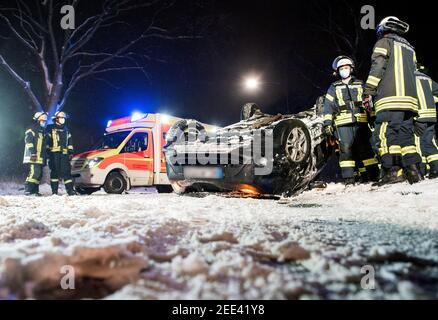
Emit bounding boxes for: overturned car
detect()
[164,100,331,197]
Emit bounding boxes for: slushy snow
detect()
[0,180,437,299]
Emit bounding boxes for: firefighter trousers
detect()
[335,123,379,179]
[374,111,421,169]
[48,152,73,194]
[415,122,438,174]
[25,164,43,192]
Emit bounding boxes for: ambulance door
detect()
[121,130,154,186]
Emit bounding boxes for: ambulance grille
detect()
[72,158,86,170]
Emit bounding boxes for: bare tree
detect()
[0,0,179,116]
[312,1,365,67]
[287,0,370,97]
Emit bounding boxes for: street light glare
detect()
[244,77,260,91]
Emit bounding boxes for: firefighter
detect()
[414,66,438,178]
[23,112,48,196]
[46,111,76,195]
[363,16,422,185]
[323,56,380,185]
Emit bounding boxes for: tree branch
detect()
[0,54,43,111]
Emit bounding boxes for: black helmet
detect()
[377,16,409,37]
[332,56,355,72]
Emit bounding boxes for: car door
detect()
[121,130,154,186]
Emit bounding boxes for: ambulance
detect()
[71,113,214,195]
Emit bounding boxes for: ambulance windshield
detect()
[93,131,130,150]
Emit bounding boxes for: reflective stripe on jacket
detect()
[364,33,418,114]
[415,71,438,123]
[23,124,45,164]
[323,77,368,127]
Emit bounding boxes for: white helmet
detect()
[332,56,355,71]
[33,112,48,122]
[52,111,68,119]
[377,16,409,36]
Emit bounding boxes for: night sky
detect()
[1,0,436,177]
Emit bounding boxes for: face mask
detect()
[39,121,46,127]
[58,118,66,125]
[339,69,351,79]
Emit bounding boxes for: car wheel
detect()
[75,186,100,195]
[103,172,127,194]
[170,181,187,194]
[278,120,311,165]
[155,185,174,193]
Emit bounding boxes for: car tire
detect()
[165,119,207,148]
[103,172,127,194]
[75,186,100,195]
[276,120,311,165]
[155,185,174,193]
[240,103,261,120]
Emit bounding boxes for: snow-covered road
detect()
[0,180,437,299]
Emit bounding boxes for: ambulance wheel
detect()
[75,186,100,195]
[155,185,174,193]
[104,172,127,194]
[170,181,187,194]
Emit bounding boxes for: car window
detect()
[121,132,148,154]
[92,131,130,150]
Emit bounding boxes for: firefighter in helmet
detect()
[23,112,48,196]
[414,64,438,179]
[46,111,76,195]
[363,16,422,185]
[323,55,380,185]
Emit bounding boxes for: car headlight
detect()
[87,157,104,168]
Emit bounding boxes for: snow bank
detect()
[0,180,437,299]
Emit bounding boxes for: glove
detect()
[414,121,426,137]
[362,94,373,113]
[324,125,334,137]
[30,154,37,162]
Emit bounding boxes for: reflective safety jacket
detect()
[415,71,438,123]
[323,77,368,127]
[46,124,74,155]
[364,33,418,114]
[23,124,46,164]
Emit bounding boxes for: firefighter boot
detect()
[366,166,380,183]
[27,183,42,196]
[373,166,405,186]
[405,164,422,185]
[51,181,59,195]
[34,184,42,197]
[429,170,438,179]
[344,177,356,186]
[24,183,32,196]
[65,181,76,196]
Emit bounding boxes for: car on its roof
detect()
[164,99,331,197]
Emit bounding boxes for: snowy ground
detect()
[0,180,437,300]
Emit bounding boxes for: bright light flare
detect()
[236,184,261,197]
[243,76,261,91]
[160,114,170,124]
